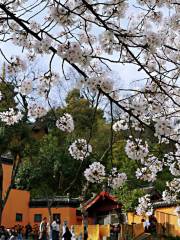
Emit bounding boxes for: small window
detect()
[34,214,42,223]
[16,213,23,222]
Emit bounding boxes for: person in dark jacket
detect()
[62,227,72,240]
[25,223,32,240]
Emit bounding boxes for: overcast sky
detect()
[0,0,147,108]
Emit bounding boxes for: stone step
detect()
[134,233,152,240]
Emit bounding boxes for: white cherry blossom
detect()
[19,80,33,96]
[68,139,92,160]
[136,167,157,182]
[56,113,74,133]
[7,57,27,75]
[0,108,23,126]
[125,138,149,161]
[136,194,153,216]
[167,178,180,193]
[28,104,47,119]
[108,168,127,189]
[84,162,105,183]
[113,120,128,131]
[162,190,177,202]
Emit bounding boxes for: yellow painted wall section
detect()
[74,225,83,236]
[88,225,99,240]
[155,208,180,237]
[99,225,110,238]
[73,225,110,239]
[2,189,30,228]
[128,212,143,224]
[127,208,180,237]
[155,207,176,215]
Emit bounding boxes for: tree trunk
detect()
[0,161,3,225]
[0,154,21,225]
[47,202,52,223]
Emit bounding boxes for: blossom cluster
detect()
[125,138,149,161]
[49,6,74,26]
[57,43,86,64]
[7,56,27,75]
[164,144,180,177]
[68,139,92,161]
[84,164,127,189]
[113,119,128,131]
[56,113,74,133]
[136,194,153,216]
[19,80,33,96]
[154,118,172,138]
[28,104,47,119]
[39,72,59,89]
[0,108,23,126]
[136,156,163,182]
[84,162,106,183]
[162,190,177,202]
[108,168,127,189]
[78,73,114,94]
[167,178,180,194]
[162,178,180,202]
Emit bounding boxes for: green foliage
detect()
[45,89,110,161]
[16,133,89,197]
[11,88,174,203]
[0,82,16,111]
[115,184,145,212]
[15,89,111,198]
[0,122,33,156]
[155,168,173,192]
[16,89,173,201]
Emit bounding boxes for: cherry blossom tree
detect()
[0,0,179,217]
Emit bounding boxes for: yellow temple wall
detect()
[128,207,180,237]
[73,224,110,240]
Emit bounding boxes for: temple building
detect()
[1,155,123,232]
[82,191,122,225]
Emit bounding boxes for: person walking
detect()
[55,219,60,240]
[62,227,72,240]
[51,218,60,240]
[70,226,76,240]
[39,217,48,240]
[17,225,23,240]
[25,224,32,240]
[9,229,17,240]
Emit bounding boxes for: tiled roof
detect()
[1,153,13,164]
[152,200,180,209]
[30,196,80,208]
[82,191,121,211]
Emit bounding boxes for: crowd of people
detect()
[0,218,88,240]
[0,224,39,240]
